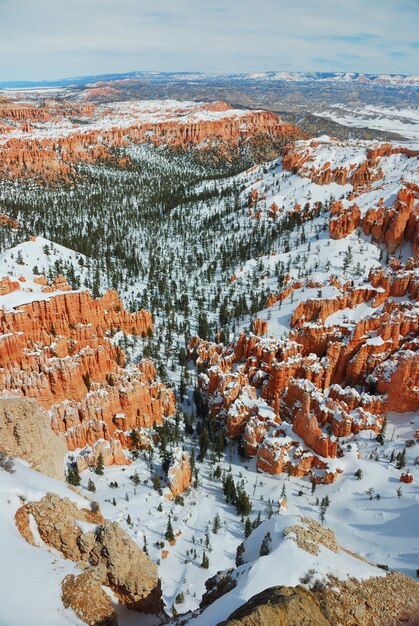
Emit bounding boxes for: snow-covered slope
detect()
[0,98,418,625]
[0,460,86,626]
[190,513,385,625]
[313,105,419,141]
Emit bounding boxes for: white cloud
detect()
[0,0,417,80]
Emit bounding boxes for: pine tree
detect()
[201,550,209,569]
[87,478,96,492]
[212,513,221,534]
[259,532,272,556]
[223,473,236,504]
[82,372,91,392]
[319,495,330,524]
[244,517,252,538]
[215,431,225,461]
[130,429,141,450]
[198,426,209,462]
[189,449,196,472]
[396,449,407,470]
[95,453,104,475]
[66,464,81,486]
[235,487,252,516]
[252,511,262,529]
[165,515,175,542]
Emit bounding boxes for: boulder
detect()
[219,586,330,626]
[16,493,163,618]
[62,566,117,626]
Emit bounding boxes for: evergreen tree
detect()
[223,473,236,504]
[95,453,104,475]
[235,486,252,516]
[165,516,175,542]
[66,464,81,487]
[259,532,272,556]
[87,478,96,492]
[198,426,209,462]
[396,449,407,470]
[319,496,330,524]
[212,513,221,534]
[82,372,91,392]
[201,550,209,569]
[244,517,252,538]
[130,429,141,449]
[215,431,225,461]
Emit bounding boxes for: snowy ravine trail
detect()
[0,100,418,624]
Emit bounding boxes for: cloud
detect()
[0,0,417,80]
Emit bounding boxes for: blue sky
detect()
[0,0,417,80]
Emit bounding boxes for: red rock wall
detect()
[0,286,175,455]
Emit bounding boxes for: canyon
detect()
[0,87,418,626]
[0,97,304,184]
[0,272,176,470]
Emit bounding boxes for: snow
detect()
[314,104,419,141]
[0,236,89,310]
[189,513,384,625]
[0,461,87,626]
[0,99,253,146]
[77,405,419,618]
[0,97,418,624]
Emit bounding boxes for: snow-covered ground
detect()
[0,99,255,146]
[76,408,419,616]
[0,108,418,623]
[313,104,419,141]
[0,461,86,626]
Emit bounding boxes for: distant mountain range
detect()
[1,70,418,89]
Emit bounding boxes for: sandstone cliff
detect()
[219,586,329,626]
[0,98,304,183]
[188,258,418,483]
[16,493,163,620]
[0,397,66,479]
[0,284,175,462]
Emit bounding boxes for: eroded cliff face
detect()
[0,97,304,183]
[166,448,192,498]
[361,183,419,254]
[15,493,163,622]
[188,258,418,483]
[0,397,67,479]
[283,139,419,192]
[0,277,175,465]
[282,138,419,256]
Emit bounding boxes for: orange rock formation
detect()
[0,286,175,458]
[0,98,304,183]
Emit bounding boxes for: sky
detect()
[0,0,418,81]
